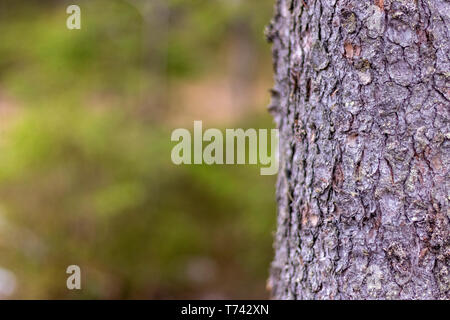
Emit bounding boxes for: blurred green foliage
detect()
[166,0,272,77]
[0,0,275,299]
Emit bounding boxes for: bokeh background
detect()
[0,0,276,299]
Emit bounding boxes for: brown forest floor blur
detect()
[0,0,276,299]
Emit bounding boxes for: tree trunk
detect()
[266,0,449,299]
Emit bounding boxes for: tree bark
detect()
[266,0,449,299]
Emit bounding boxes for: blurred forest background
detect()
[0,0,276,299]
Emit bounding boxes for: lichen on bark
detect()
[266,0,449,299]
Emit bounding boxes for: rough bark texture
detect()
[266,0,449,299]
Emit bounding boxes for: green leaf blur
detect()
[0,0,275,299]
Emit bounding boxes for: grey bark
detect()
[266,0,449,299]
